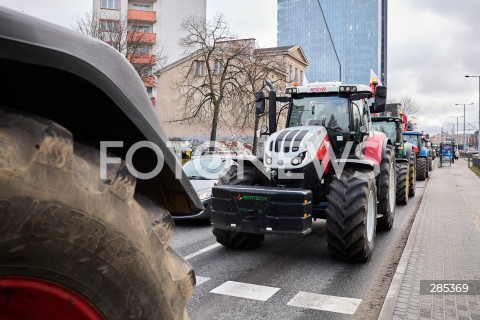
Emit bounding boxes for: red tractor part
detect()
[0,276,104,320]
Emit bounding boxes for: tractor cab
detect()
[262,81,386,168]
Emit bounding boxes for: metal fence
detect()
[473,158,480,170]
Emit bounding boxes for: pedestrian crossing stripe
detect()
[209,280,280,301]
[287,291,362,315]
[198,278,362,315]
[195,276,211,286]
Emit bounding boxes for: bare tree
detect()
[75,12,166,84]
[174,15,260,142]
[233,49,286,154]
[388,95,420,121]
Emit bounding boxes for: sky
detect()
[1,0,480,137]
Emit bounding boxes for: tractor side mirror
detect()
[373,86,387,113]
[255,91,265,115]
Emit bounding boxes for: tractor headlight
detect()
[291,152,306,166]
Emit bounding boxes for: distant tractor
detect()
[371,104,416,205]
[403,131,430,181]
[211,81,396,262]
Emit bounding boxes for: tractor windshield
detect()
[288,95,349,132]
[404,134,419,146]
[371,121,402,144]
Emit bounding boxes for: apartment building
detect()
[92,0,206,104]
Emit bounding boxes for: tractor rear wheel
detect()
[0,109,194,320]
[376,145,396,231]
[212,165,264,249]
[326,169,377,262]
[428,156,433,171]
[416,157,427,181]
[408,157,416,197]
[396,162,409,205]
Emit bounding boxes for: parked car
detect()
[175,155,234,220]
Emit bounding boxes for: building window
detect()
[194,60,206,76]
[131,3,151,11]
[294,67,298,82]
[214,59,223,75]
[107,41,120,50]
[101,0,120,10]
[289,65,293,82]
[300,70,303,85]
[146,86,153,97]
[136,25,151,33]
[135,45,151,54]
[100,19,120,32]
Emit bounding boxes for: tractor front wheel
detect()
[416,157,427,181]
[326,169,377,262]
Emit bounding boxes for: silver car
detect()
[174,155,234,220]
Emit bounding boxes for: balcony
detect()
[128,54,156,65]
[142,76,156,87]
[127,9,156,23]
[127,32,156,44]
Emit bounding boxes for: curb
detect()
[377,162,437,319]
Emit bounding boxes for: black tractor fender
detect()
[381,137,393,160]
[334,158,377,172]
[0,6,202,215]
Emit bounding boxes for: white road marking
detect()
[287,291,362,315]
[184,243,222,260]
[195,276,211,286]
[210,281,280,301]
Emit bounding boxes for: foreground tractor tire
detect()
[408,157,416,197]
[212,165,265,249]
[416,157,427,181]
[376,145,396,231]
[326,169,377,262]
[0,109,194,320]
[396,162,409,205]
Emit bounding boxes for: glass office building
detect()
[278,0,387,85]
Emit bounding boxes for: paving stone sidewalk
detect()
[379,159,480,320]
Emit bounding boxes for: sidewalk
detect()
[379,158,480,320]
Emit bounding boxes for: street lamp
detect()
[317,0,341,81]
[464,75,480,153]
[455,103,473,149]
[451,115,464,146]
[445,122,455,143]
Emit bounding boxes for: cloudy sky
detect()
[1,0,480,136]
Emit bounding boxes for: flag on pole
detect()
[369,69,382,86]
[302,73,309,86]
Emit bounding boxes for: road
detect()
[172,180,427,320]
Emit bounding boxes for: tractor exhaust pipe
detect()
[266,80,277,135]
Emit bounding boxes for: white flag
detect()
[302,73,309,85]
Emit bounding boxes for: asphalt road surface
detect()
[172,180,428,320]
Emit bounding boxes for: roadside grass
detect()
[469,165,480,177]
